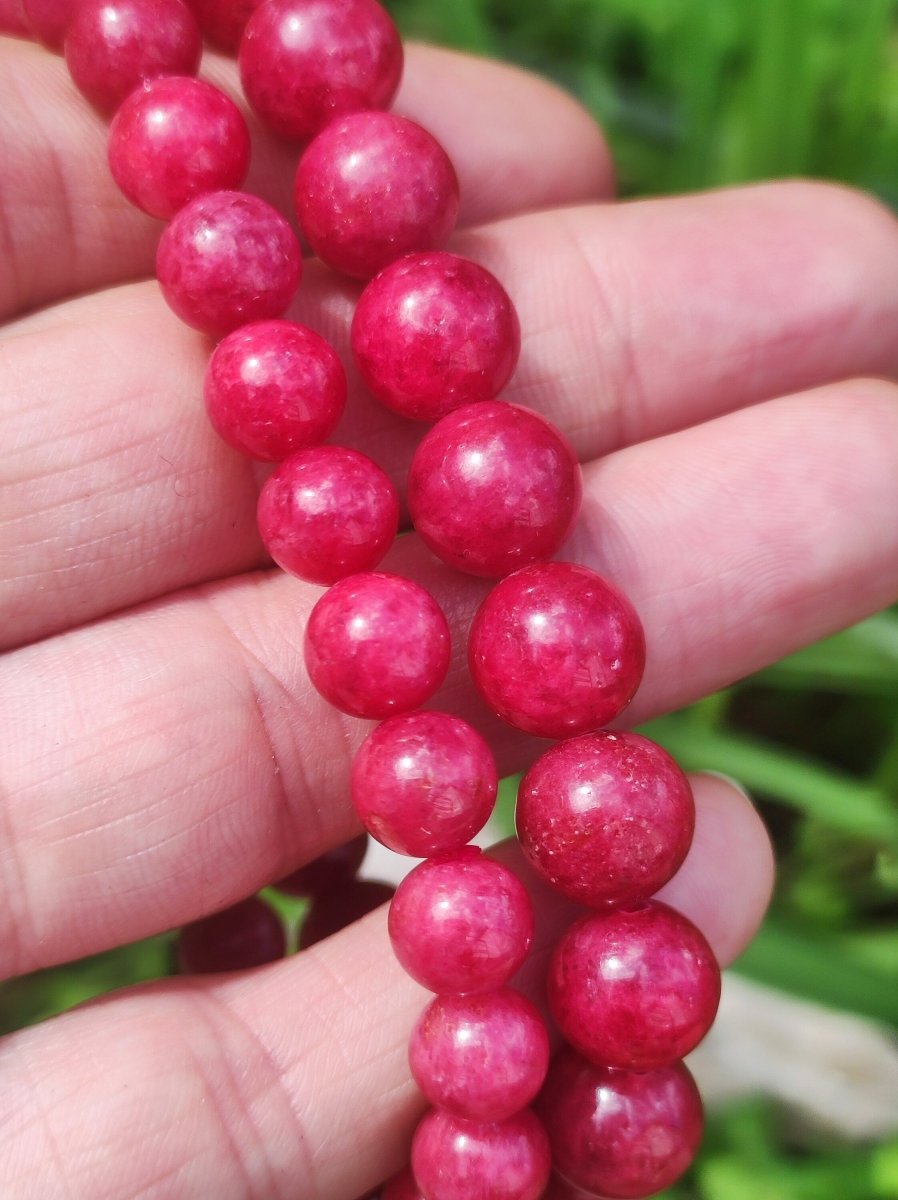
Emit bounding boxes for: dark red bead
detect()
[204,320,345,461]
[304,573,451,719]
[274,834,369,896]
[295,112,460,280]
[409,989,550,1121]
[351,252,520,422]
[468,562,646,739]
[22,0,75,49]
[388,848,534,994]
[411,1108,551,1200]
[258,446,399,585]
[64,0,201,113]
[156,191,301,335]
[516,732,694,908]
[408,403,581,578]
[381,1168,425,1200]
[351,712,497,856]
[184,0,261,52]
[548,902,721,1070]
[239,0,402,142]
[177,896,286,973]
[537,1049,704,1200]
[108,77,250,220]
[299,879,394,948]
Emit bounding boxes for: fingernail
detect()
[694,770,754,804]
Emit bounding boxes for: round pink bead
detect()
[388,847,534,994]
[156,191,301,336]
[409,989,550,1121]
[351,252,521,421]
[185,0,261,52]
[22,0,75,50]
[537,1049,704,1200]
[64,0,201,112]
[548,901,721,1070]
[204,320,345,461]
[351,711,497,856]
[295,112,460,280]
[412,1108,550,1200]
[468,562,646,739]
[408,403,582,578]
[239,0,402,142]
[108,77,250,220]
[516,732,694,908]
[304,572,451,719]
[382,1168,425,1200]
[258,446,399,585]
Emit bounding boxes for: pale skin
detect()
[0,29,898,1200]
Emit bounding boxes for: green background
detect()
[5,2,898,1197]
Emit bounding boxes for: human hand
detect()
[1,31,898,1199]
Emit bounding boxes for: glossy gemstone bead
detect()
[204,320,345,461]
[304,572,451,719]
[516,732,694,908]
[185,0,261,52]
[548,901,721,1070]
[22,0,75,50]
[408,403,581,578]
[156,191,301,335]
[239,0,402,142]
[274,833,368,896]
[351,711,497,856]
[411,1108,551,1200]
[64,0,201,112]
[351,252,521,421]
[108,77,250,220]
[468,562,645,738]
[381,1168,426,1200]
[177,896,286,973]
[409,989,550,1121]
[537,1049,704,1200]
[295,112,460,279]
[388,847,534,994]
[258,446,399,585]
[299,879,394,948]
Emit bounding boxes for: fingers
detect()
[5,182,898,647]
[0,378,894,977]
[0,36,612,320]
[0,775,771,1200]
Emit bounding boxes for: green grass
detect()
[5,4,898,1197]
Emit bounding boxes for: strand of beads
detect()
[39,0,724,1194]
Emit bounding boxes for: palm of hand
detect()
[1,31,898,1200]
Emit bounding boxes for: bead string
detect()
[25,0,723,1195]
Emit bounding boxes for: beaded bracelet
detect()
[21,0,722,1194]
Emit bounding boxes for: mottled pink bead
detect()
[274,833,368,896]
[204,320,345,461]
[295,112,460,280]
[22,0,75,50]
[409,989,549,1121]
[108,77,250,220]
[388,847,533,993]
[468,562,645,739]
[156,192,301,335]
[351,712,497,856]
[548,902,721,1070]
[185,0,261,52]
[412,1108,550,1200]
[409,403,581,578]
[239,0,402,142]
[351,252,520,421]
[304,572,451,719]
[298,879,394,948]
[64,0,201,112]
[516,732,694,908]
[258,446,399,585]
[381,1168,426,1200]
[537,1049,704,1200]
